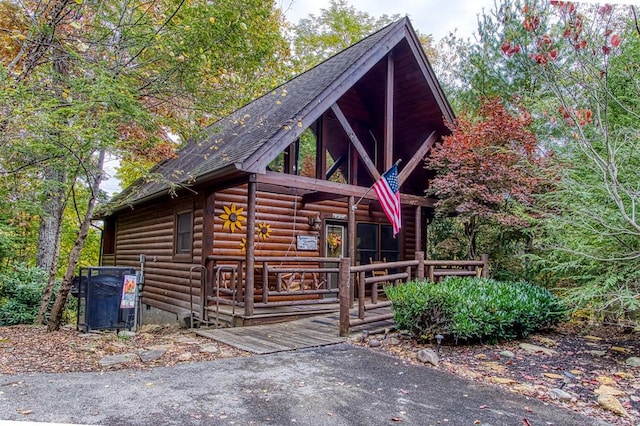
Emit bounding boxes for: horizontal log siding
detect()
[212,186,416,259]
[213,187,322,258]
[109,182,418,314]
[114,196,204,314]
[403,208,417,259]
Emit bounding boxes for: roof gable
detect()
[110,17,453,208]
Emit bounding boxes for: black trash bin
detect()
[73,267,137,333]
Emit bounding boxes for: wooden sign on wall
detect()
[297,235,318,251]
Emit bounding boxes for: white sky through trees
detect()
[281,0,496,40]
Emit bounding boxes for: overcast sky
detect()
[281,0,639,40]
[280,0,496,40]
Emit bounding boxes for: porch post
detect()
[415,206,422,253]
[481,254,490,278]
[202,191,216,320]
[338,257,351,337]
[348,195,356,308]
[348,196,356,265]
[244,176,257,317]
[416,251,425,281]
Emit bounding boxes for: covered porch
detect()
[188,252,489,334]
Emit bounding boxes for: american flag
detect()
[373,164,401,237]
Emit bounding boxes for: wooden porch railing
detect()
[256,256,340,308]
[200,252,489,334]
[338,252,489,336]
[202,255,343,319]
[425,254,490,282]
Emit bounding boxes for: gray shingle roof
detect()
[109,18,410,208]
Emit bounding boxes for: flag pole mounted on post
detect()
[353,159,402,238]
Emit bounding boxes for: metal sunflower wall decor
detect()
[257,223,272,240]
[219,203,246,233]
[240,224,271,253]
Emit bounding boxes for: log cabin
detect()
[98,17,455,327]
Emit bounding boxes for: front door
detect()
[325,221,346,290]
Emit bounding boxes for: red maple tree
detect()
[426,98,554,259]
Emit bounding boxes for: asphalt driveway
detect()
[0,344,603,425]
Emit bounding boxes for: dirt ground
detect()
[1,321,638,425]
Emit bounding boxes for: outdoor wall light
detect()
[308,214,321,231]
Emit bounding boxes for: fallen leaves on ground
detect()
[0,324,249,374]
[2,321,639,425]
[355,322,640,426]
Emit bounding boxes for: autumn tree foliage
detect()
[0,0,289,330]
[450,0,640,317]
[426,98,553,260]
[494,1,640,318]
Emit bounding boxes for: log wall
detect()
[107,183,418,315]
[211,185,416,260]
[112,195,204,314]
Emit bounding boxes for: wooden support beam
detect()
[350,145,358,186]
[348,196,356,309]
[384,52,394,171]
[338,257,351,337]
[285,145,294,174]
[202,191,216,320]
[326,155,345,180]
[244,176,257,317]
[315,119,323,180]
[348,196,356,265]
[302,191,344,205]
[331,103,381,181]
[320,115,328,179]
[398,131,437,185]
[256,183,308,196]
[256,171,435,207]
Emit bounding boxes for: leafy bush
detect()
[0,264,47,325]
[385,277,566,343]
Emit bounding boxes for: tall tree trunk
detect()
[47,150,105,332]
[35,168,68,324]
[34,20,72,324]
[23,0,89,330]
[35,168,67,273]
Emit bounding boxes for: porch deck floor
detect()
[195,305,395,354]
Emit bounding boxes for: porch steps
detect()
[203,303,341,327]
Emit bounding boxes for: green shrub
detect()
[0,264,47,325]
[385,277,566,343]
